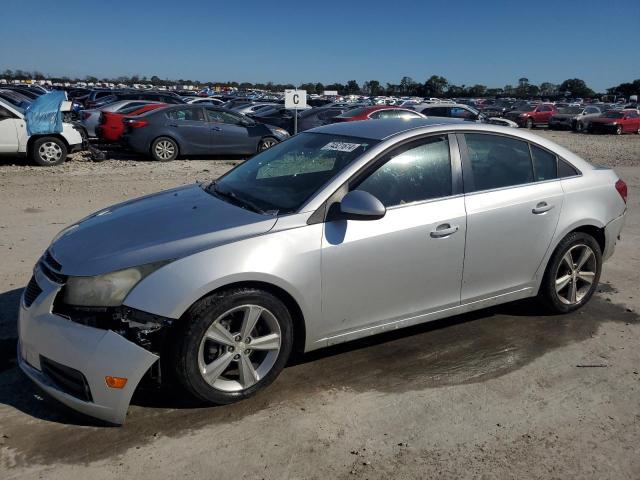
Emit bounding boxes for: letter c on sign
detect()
[293,94,299,104]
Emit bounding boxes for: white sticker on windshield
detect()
[321,142,362,152]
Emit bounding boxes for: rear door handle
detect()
[211,126,222,131]
[430,223,459,238]
[532,202,554,214]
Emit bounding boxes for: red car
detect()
[331,105,425,122]
[588,109,640,135]
[97,103,167,142]
[505,103,557,128]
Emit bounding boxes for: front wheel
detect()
[31,137,67,166]
[525,118,534,129]
[258,137,278,152]
[151,137,178,161]
[575,121,584,132]
[173,288,293,404]
[539,232,602,313]
[615,125,623,135]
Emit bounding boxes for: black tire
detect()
[173,288,294,404]
[151,136,179,161]
[525,118,534,129]
[257,137,278,152]
[616,125,623,135]
[575,121,584,132]
[31,137,67,166]
[539,232,602,314]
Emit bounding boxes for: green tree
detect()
[539,82,558,97]
[558,78,595,98]
[362,80,381,96]
[346,80,360,94]
[423,75,449,97]
[467,84,487,97]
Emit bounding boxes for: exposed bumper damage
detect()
[18,263,161,425]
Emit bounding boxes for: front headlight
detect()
[62,261,169,307]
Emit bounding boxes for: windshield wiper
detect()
[208,182,272,215]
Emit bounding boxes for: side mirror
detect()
[338,190,386,220]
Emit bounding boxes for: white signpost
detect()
[323,90,339,97]
[284,89,307,134]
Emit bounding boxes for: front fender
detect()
[123,221,324,348]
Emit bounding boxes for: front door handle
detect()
[532,202,554,214]
[430,223,459,238]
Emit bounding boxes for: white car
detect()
[0,98,84,166]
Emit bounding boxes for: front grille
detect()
[43,250,62,270]
[39,261,67,284]
[39,356,93,402]
[24,276,42,307]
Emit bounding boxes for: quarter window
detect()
[355,136,452,207]
[530,145,557,181]
[464,134,533,191]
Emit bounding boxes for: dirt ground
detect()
[0,130,639,479]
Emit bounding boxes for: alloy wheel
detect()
[259,138,277,151]
[555,244,597,305]
[38,142,63,164]
[197,304,282,392]
[154,140,176,160]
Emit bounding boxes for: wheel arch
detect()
[27,133,70,153]
[150,134,181,157]
[181,280,307,356]
[537,221,606,286]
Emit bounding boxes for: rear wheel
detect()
[539,232,601,313]
[151,137,178,161]
[173,288,293,404]
[31,137,67,166]
[258,137,278,152]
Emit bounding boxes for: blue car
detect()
[122,105,290,161]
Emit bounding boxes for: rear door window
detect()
[463,134,533,192]
[166,108,205,121]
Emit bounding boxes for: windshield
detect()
[207,133,378,215]
[603,111,624,118]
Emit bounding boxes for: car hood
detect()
[49,184,277,276]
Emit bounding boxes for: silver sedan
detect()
[19,119,627,424]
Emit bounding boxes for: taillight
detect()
[125,119,148,129]
[615,179,627,204]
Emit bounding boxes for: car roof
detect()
[309,118,465,140]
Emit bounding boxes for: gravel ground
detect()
[0,130,639,479]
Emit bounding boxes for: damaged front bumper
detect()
[18,264,159,425]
